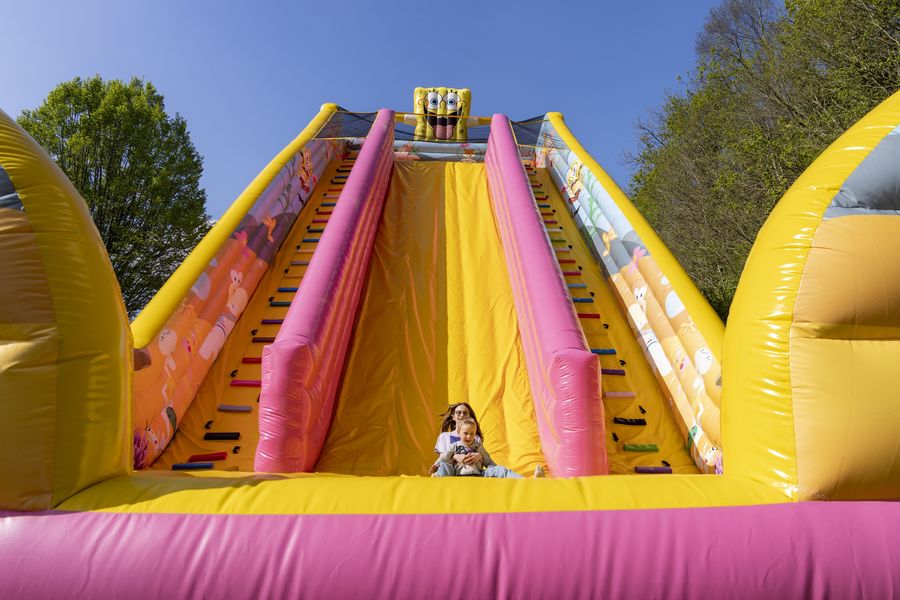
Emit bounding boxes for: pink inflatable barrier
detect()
[4,502,898,597]
[485,114,607,477]
[255,109,395,472]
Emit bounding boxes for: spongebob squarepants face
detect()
[414,87,471,141]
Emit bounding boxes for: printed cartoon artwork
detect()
[133,430,150,468]
[601,228,617,257]
[533,146,548,169]
[457,143,477,163]
[633,285,648,314]
[563,160,585,203]
[199,284,248,361]
[158,328,178,401]
[393,140,486,162]
[546,142,724,473]
[131,138,338,469]
[299,149,318,194]
[395,141,420,161]
[228,269,242,298]
[413,86,472,141]
[629,247,647,274]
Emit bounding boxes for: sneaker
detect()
[533,465,546,478]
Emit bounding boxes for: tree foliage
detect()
[629,0,900,321]
[18,76,211,316]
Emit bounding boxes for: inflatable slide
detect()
[2,87,899,596]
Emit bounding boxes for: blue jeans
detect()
[433,463,523,478]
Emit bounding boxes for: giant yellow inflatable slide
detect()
[1,88,899,597]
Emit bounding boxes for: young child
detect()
[433,419,522,478]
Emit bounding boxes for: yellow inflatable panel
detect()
[0,110,131,510]
[59,470,785,515]
[725,89,900,499]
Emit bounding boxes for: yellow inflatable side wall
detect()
[544,113,725,472]
[129,106,340,469]
[0,110,131,511]
[725,90,900,500]
[546,113,725,357]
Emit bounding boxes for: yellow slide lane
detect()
[315,161,544,476]
[529,167,697,474]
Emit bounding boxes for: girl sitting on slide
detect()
[432,419,522,478]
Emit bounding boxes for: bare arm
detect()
[428,452,441,474]
[478,446,496,467]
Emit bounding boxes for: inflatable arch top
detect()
[1,87,899,596]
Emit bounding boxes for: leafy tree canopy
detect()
[18,75,211,316]
[629,0,899,321]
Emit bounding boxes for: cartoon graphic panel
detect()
[413,86,471,141]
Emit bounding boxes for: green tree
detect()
[18,76,211,317]
[629,0,899,321]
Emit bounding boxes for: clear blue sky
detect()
[2,0,719,219]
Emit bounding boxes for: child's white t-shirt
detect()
[434,431,482,454]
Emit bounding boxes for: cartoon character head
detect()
[198,287,249,362]
[229,269,243,294]
[694,347,714,376]
[227,287,248,317]
[457,143,477,163]
[414,86,471,141]
[158,328,178,359]
[633,286,648,312]
[183,329,197,355]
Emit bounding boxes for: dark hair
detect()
[440,402,484,440]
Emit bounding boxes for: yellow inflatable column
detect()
[725,91,900,500]
[0,110,131,510]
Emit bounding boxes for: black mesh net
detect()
[314,109,377,139]
[511,116,565,149]
[314,108,559,147]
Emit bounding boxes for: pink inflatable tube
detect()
[255,109,394,472]
[485,114,607,476]
[3,502,899,597]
